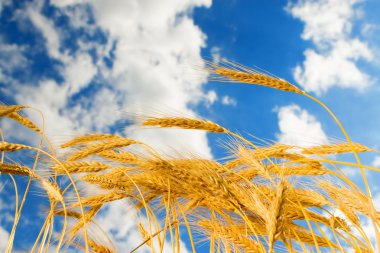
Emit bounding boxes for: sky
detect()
[1,0,380,252]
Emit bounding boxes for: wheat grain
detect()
[0,142,32,152]
[61,134,121,148]
[68,138,140,161]
[138,222,153,248]
[72,192,129,207]
[142,117,227,133]
[7,112,41,132]
[53,161,112,174]
[40,180,63,202]
[80,173,130,191]
[88,239,113,253]
[267,181,287,251]
[268,162,327,176]
[54,209,81,219]
[70,204,102,237]
[0,163,35,177]
[99,150,139,163]
[199,220,260,252]
[0,105,27,117]
[303,143,369,155]
[205,60,303,94]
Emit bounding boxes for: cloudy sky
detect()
[1,0,380,251]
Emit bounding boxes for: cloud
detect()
[221,95,237,106]
[372,156,380,168]
[27,3,61,59]
[2,0,215,159]
[293,39,372,94]
[1,0,213,251]
[0,226,10,252]
[0,36,29,87]
[276,104,329,147]
[286,0,373,95]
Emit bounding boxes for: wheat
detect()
[138,222,153,248]
[0,142,32,152]
[142,117,227,133]
[70,204,102,237]
[54,209,81,219]
[268,162,327,176]
[53,161,112,174]
[40,180,63,202]
[205,59,303,94]
[99,150,139,163]
[284,225,338,248]
[199,220,260,252]
[302,143,369,155]
[88,239,113,253]
[80,173,130,191]
[0,163,35,177]
[68,138,140,161]
[61,134,121,148]
[72,192,129,207]
[267,181,287,251]
[7,112,41,132]
[0,105,27,117]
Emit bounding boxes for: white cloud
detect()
[0,36,28,79]
[0,0,9,14]
[210,46,221,63]
[8,0,214,159]
[1,0,213,251]
[294,39,372,94]
[204,90,218,106]
[372,156,380,168]
[287,0,373,95]
[287,0,360,46]
[27,4,61,59]
[63,53,97,96]
[276,104,329,147]
[221,95,237,106]
[0,226,10,252]
[341,166,361,177]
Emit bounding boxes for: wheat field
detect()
[1,59,380,252]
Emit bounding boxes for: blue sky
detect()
[1,0,380,251]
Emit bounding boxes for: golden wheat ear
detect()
[204,58,304,94]
[0,104,41,132]
[142,116,227,133]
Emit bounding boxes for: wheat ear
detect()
[267,181,287,252]
[205,59,303,94]
[88,239,113,253]
[61,134,122,148]
[7,112,41,132]
[68,138,139,161]
[0,142,33,152]
[142,117,227,133]
[53,161,112,174]
[0,163,35,177]
[0,105,27,117]
[302,143,369,155]
[99,150,139,163]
